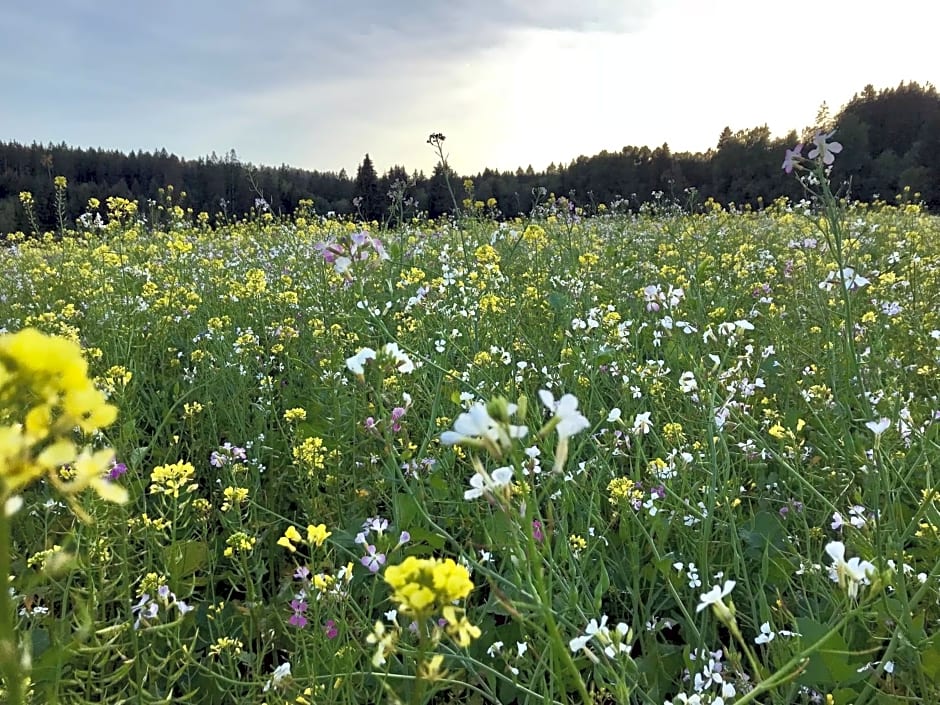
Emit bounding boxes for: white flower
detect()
[440,403,528,453]
[825,541,875,599]
[382,342,415,373]
[607,407,622,423]
[345,347,376,375]
[263,662,292,692]
[539,389,590,439]
[754,622,775,645]
[633,412,652,435]
[808,129,843,165]
[819,267,871,292]
[333,255,352,274]
[865,418,890,436]
[464,466,513,500]
[602,622,632,658]
[4,495,23,517]
[569,615,610,652]
[696,580,736,623]
[441,404,495,445]
[678,371,697,394]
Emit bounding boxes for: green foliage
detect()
[1,170,939,704]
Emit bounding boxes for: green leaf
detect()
[164,539,208,581]
[393,492,421,528]
[795,617,867,687]
[922,636,940,684]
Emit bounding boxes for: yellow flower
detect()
[419,653,446,681]
[431,559,474,602]
[221,486,249,511]
[209,637,244,657]
[283,408,307,422]
[278,525,302,552]
[306,523,331,547]
[223,531,256,557]
[383,556,474,616]
[442,605,481,647]
[149,461,197,498]
[0,328,123,505]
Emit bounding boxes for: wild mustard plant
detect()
[1,146,939,703]
[0,328,126,705]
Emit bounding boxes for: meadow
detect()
[1,152,939,704]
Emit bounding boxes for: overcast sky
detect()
[2,1,937,176]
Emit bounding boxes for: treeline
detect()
[0,81,937,233]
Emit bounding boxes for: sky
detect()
[1,0,937,177]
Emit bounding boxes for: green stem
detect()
[0,506,24,705]
[525,519,591,704]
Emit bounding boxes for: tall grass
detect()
[1,170,939,704]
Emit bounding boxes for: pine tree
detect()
[353,154,381,221]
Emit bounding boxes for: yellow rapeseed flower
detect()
[283,408,307,422]
[383,556,474,616]
[0,328,124,504]
[278,525,302,552]
[306,523,331,547]
[149,461,197,499]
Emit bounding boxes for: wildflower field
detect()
[2,154,940,705]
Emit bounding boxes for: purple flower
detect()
[107,462,128,481]
[391,406,407,432]
[323,619,338,639]
[294,566,310,580]
[289,599,308,628]
[361,544,386,573]
[782,144,803,174]
[532,520,544,543]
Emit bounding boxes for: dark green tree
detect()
[353,154,382,221]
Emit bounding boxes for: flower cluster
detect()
[148,461,198,499]
[440,398,527,458]
[131,584,194,630]
[346,342,416,377]
[383,555,480,646]
[0,328,125,507]
[569,615,632,659]
[315,230,389,278]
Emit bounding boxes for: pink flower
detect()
[782,143,803,174]
[289,599,308,628]
[808,130,843,166]
[323,619,338,639]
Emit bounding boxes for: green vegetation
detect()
[0,141,939,704]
